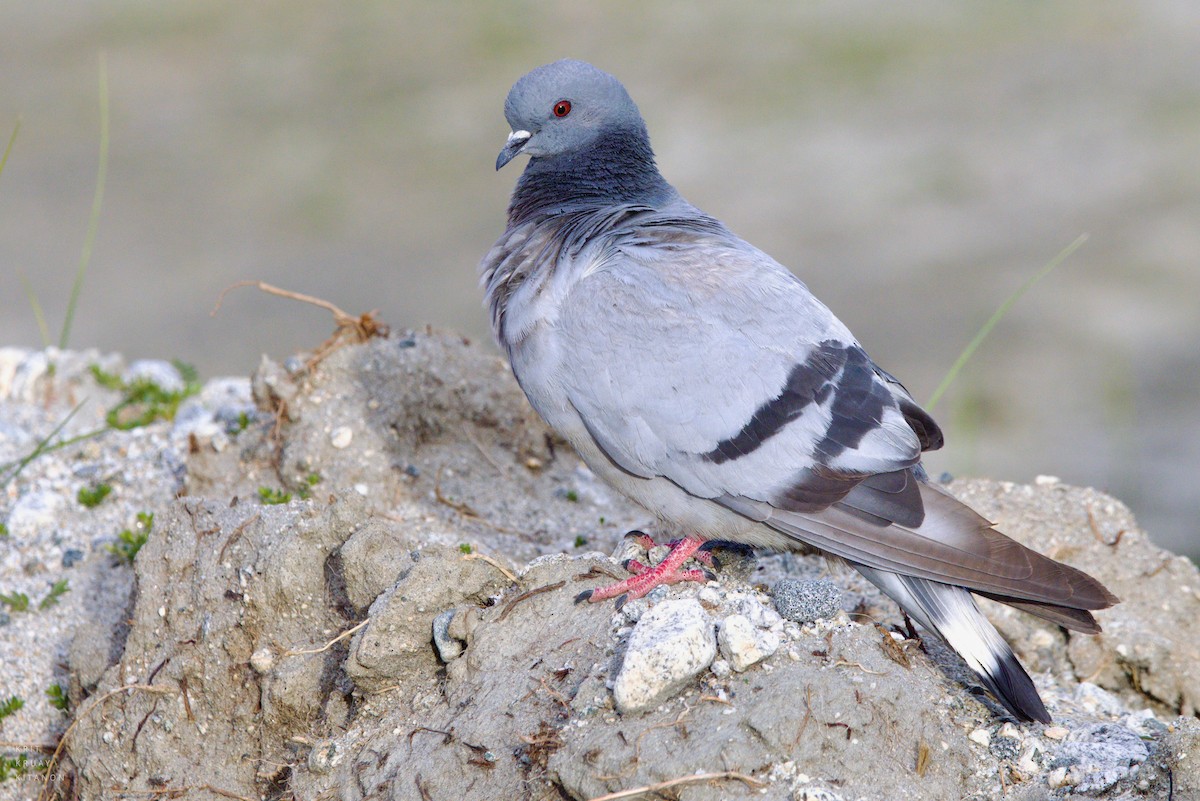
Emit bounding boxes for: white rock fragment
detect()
[968,728,991,747]
[330,426,353,449]
[612,599,716,713]
[717,613,779,672]
[5,491,66,538]
[1046,766,1072,789]
[1043,725,1069,740]
[250,647,275,674]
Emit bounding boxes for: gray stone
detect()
[432,608,463,661]
[1050,722,1149,793]
[772,578,842,624]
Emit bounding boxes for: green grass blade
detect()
[19,273,52,347]
[0,117,20,181]
[926,233,1088,411]
[60,52,110,349]
[0,404,107,488]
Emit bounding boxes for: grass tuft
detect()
[0,592,30,613]
[46,684,69,713]
[109,512,153,564]
[38,579,70,611]
[257,487,291,505]
[89,363,201,430]
[77,483,113,508]
[0,696,23,721]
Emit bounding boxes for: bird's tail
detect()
[854,564,1051,723]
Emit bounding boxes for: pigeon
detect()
[480,59,1118,723]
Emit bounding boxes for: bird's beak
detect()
[496,130,532,171]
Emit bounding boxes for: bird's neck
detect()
[507,126,676,226]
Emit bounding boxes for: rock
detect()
[1049,722,1149,793]
[612,599,717,713]
[1,334,1195,801]
[1158,717,1200,798]
[336,517,418,611]
[345,545,512,692]
[717,613,779,671]
[432,608,463,661]
[772,578,842,624]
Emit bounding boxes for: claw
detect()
[584,534,707,604]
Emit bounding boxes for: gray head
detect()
[494,60,675,219]
[495,59,649,170]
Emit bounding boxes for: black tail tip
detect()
[986,651,1051,724]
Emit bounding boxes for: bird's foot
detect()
[576,532,710,608]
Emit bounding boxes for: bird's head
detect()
[495,59,647,171]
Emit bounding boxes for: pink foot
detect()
[577,533,710,607]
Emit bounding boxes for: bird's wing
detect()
[552,216,1116,613]
[554,214,929,517]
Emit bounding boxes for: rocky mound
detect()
[0,332,1196,800]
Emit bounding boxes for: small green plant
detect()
[0,696,23,721]
[0,592,30,613]
[564,490,579,503]
[46,684,68,712]
[108,512,153,564]
[258,487,291,505]
[574,535,588,548]
[295,472,322,500]
[0,753,31,781]
[459,543,473,554]
[77,482,112,508]
[232,411,251,434]
[0,523,7,537]
[38,579,70,610]
[89,363,201,430]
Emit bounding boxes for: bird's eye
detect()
[553,100,572,118]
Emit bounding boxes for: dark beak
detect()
[496,130,532,171]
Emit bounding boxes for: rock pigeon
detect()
[480,59,1118,723]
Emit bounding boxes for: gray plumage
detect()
[480,59,1117,723]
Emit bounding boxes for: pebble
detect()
[771,578,841,624]
[612,599,716,713]
[330,426,353,449]
[968,728,991,747]
[307,740,342,774]
[250,647,276,674]
[432,609,463,662]
[717,613,779,672]
[1043,725,1069,740]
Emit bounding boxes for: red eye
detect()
[553,100,572,118]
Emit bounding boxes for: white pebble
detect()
[717,614,779,672]
[612,599,716,713]
[330,426,353,449]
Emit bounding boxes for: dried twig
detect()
[39,683,175,801]
[834,659,887,676]
[211,280,388,367]
[497,581,566,622]
[585,771,765,801]
[435,465,478,517]
[462,551,519,583]
[283,618,370,658]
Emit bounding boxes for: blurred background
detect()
[0,2,1196,558]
